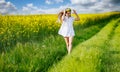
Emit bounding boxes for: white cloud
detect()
[22,3,64,14]
[0,0,17,15]
[0,0,120,15]
[22,3,72,14]
[27,3,34,7]
[70,0,97,5]
[45,0,53,4]
[22,3,45,14]
[55,0,64,3]
[0,0,5,3]
[69,0,120,13]
[21,0,120,15]
[45,0,64,4]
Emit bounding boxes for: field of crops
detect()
[0,12,120,72]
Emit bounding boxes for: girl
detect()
[58,8,80,54]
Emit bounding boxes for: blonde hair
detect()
[65,8,71,12]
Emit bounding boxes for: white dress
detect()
[58,16,75,37]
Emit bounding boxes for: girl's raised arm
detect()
[61,10,66,21]
[73,9,80,21]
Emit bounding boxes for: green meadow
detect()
[0,12,120,72]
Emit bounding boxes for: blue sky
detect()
[6,0,70,9]
[0,0,120,14]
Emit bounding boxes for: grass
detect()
[101,20,120,72]
[48,18,120,72]
[0,24,103,72]
[0,12,120,72]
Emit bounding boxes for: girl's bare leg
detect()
[64,37,69,52]
[68,36,73,54]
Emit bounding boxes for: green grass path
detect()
[48,18,120,72]
[101,20,120,72]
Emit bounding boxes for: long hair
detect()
[57,11,64,23]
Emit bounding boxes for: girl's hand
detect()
[73,9,77,14]
[63,10,66,14]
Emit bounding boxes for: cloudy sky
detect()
[0,0,120,15]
